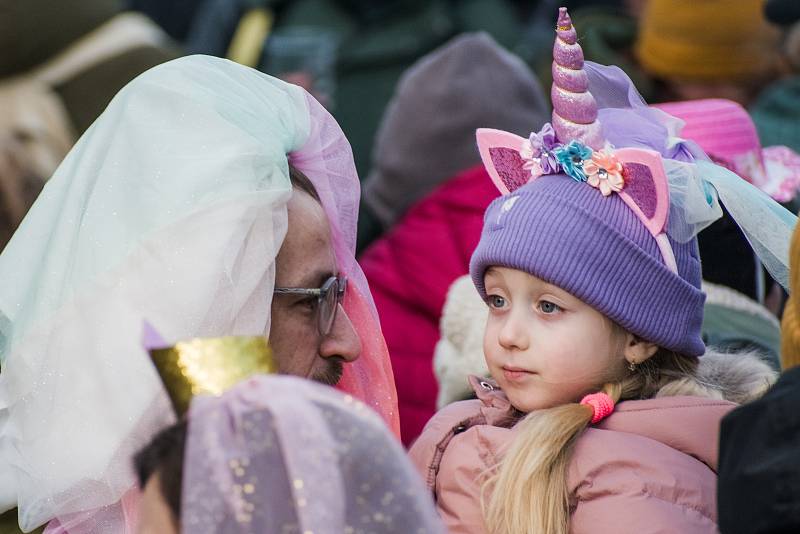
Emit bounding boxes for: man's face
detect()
[270,189,361,385]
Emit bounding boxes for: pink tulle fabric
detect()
[43,491,140,534]
[290,93,400,437]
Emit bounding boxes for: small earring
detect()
[628,360,637,372]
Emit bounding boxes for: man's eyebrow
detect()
[284,270,335,289]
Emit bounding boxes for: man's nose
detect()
[319,304,361,362]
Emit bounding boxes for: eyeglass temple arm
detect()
[273,288,323,296]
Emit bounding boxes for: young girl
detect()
[409,8,793,533]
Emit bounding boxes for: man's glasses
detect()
[273,275,347,336]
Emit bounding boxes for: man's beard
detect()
[311,357,344,385]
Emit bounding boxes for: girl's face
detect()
[483,267,627,412]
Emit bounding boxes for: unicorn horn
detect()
[551,7,605,150]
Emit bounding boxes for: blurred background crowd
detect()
[4,0,799,242]
[1,0,799,513]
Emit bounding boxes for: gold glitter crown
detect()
[149,336,277,416]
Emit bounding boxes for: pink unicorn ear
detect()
[615,148,669,235]
[476,128,530,194]
[615,147,678,272]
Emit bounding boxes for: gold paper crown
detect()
[149,336,277,416]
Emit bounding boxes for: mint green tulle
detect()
[697,160,797,292]
[0,56,309,531]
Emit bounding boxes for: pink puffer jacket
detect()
[409,376,736,533]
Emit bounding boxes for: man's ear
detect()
[623,334,659,366]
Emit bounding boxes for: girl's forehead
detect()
[485,267,560,293]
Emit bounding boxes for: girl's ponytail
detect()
[483,351,710,534]
[484,383,622,534]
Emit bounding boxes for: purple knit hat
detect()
[469,7,706,356]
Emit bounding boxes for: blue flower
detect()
[553,141,593,182]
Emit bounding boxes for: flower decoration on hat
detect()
[519,149,544,178]
[553,140,593,182]
[520,123,560,179]
[585,148,625,196]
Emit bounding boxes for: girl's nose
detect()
[498,308,530,351]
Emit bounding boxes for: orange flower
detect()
[585,149,624,196]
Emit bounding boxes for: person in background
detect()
[655,98,800,320]
[358,31,548,249]
[751,0,800,154]
[0,0,179,248]
[125,0,206,42]
[717,216,800,534]
[359,165,498,444]
[180,0,522,178]
[356,31,549,441]
[635,0,781,106]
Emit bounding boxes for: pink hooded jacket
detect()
[409,376,736,533]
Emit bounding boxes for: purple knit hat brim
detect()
[470,175,706,357]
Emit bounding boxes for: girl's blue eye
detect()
[487,295,506,309]
[538,300,561,314]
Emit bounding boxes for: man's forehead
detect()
[287,188,328,226]
[287,267,336,289]
[275,190,337,286]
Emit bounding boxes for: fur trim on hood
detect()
[434,275,488,409]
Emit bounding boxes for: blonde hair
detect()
[483,349,710,534]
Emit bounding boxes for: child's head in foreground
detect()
[469,169,703,414]
[134,375,443,534]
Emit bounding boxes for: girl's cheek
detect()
[483,325,501,358]
[484,314,503,338]
[539,337,581,376]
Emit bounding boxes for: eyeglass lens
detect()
[319,277,342,335]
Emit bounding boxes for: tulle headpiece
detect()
[182,375,445,533]
[0,55,400,533]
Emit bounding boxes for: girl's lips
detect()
[502,366,535,382]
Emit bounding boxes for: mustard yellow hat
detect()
[635,0,780,82]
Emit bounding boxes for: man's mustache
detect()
[312,357,345,386]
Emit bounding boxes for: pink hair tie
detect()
[580,392,615,424]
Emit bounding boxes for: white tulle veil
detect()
[0,55,398,532]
